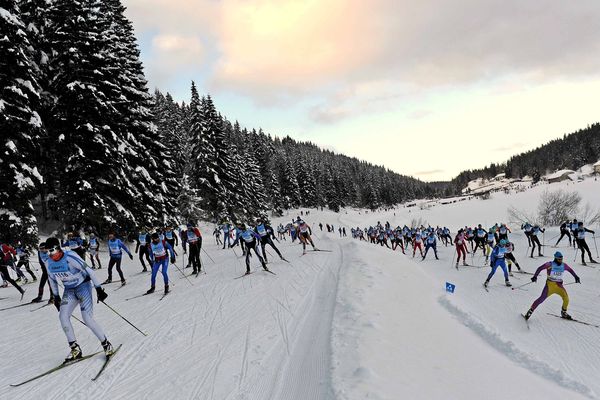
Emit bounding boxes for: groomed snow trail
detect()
[0,225,341,400]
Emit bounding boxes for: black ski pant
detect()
[530,236,543,256]
[260,237,282,261]
[525,232,532,246]
[166,239,178,256]
[0,264,24,294]
[16,258,36,280]
[505,253,520,272]
[244,240,266,273]
[37,263,54,299]
[576,239,593,263]
[107,257,125,281]
[474,238,486,255]
[189,239,202,272]
[138,246,151,269]
[555,230,571,246]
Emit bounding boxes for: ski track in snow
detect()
[1,179,600,399]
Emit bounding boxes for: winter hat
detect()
[554,251,563,259]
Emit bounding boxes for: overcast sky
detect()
[123,0,600,181]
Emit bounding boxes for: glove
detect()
[170,257,176,264]
[96,287,108,303]
[53,296,62,311]
[531,276,537,283]
[575,276,581,284]
[129,254,134,260]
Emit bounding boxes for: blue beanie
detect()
[554,251,563,258]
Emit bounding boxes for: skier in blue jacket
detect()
[484,239,512,288]
[103,232,133,285]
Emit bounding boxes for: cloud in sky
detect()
[122,0,600,180]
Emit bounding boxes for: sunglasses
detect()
[48,246,62,256]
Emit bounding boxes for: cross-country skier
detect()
[255,218,285,263]
[484,239,512,288]
[237,223,270,275]
[555,221,572,247]
[412,231,424,258]
[15,243,36,282]
[45,237,113,361]
[574,222,596,265]
[185,223,203,274]
[524,251,580,320]
[87,233,102,269]
[63,232,86,260]
[455,229,469,266]
[146,233,176,294]
[422,231,439,260]
[135,228,151,272]
[163,226,179,252]
[0,244,25,298]
[104,232,133,285]
[530,225,545,258]
[504,240,522,275]
[297,219,317,254]
[31,242,54,303]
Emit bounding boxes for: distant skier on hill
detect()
[524,251,580,321]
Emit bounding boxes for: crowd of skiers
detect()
[348,219,598,321]
[1,212,597,365]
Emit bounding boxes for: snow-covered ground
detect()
[1,178,599,399]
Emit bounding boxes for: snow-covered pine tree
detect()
[177,174,204,223]
[0,1,43,247]
[100,0,180,226]
[42,0,140,230]
[189,89,234,221]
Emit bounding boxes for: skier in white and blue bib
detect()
[484,239,512,288]
[135,228,151,272]
[86,233,102,269]
[254,218,285,263]
[237,223,270,275]
[104,232,133,284]
[45,237,113,362]
[146,233,176,294]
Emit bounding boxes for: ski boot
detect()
[23,277,29,284]
[524,308,533,320]
[64,342,82,363]
[101,338,114,356]
[146,286,155,294]
[31,296,43,303]
[505,280,512,287]
[561,309,572,320]
[483,280,489,288]
[120,279,126,286]
[509,271,514,277]
[48,296,54,305]
[103,278,112,284]
[164,285,170,294]
[142,267,148,272]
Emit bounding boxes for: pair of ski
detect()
[10,344,123,387]
[521,313,599,328]
[234,268,276,279]
[125,290,170,301]
[300,248,331,256]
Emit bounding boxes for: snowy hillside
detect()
[1,179,600,399]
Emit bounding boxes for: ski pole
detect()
[72,315,86,326]
[563,281,579,286]
[511,281,534,291]
[101,301,148,337]
[573,248,578,262]
[450,252,456,268]
[593,234,599,259]
[202,247,215,264]
[172,259,194,286]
